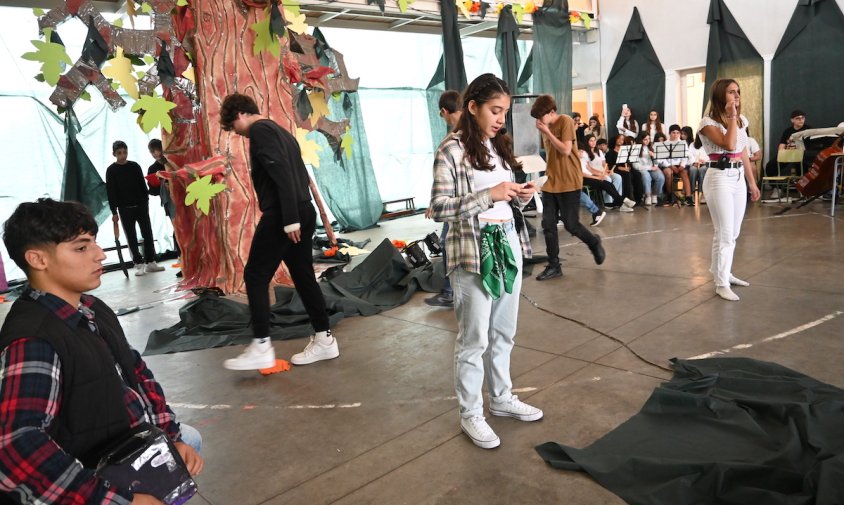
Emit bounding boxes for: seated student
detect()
[765,110,812,193]
[579,141,635,212]
[580,136,631,210]
[583,115,606,141]
[632,132,665,206]
[657,125,694,206]
[682,126,707,200]
[0,198,203,505]
[606,134,642,204]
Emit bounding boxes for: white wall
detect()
[597,0,844,153]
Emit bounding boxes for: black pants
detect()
[244,204,329,337]
[118,205,156,264]
[583,178,624,206]
[542,190,599,267]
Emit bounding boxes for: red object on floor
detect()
[259,359,291,375]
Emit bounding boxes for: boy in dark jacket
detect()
[0,198,203,505]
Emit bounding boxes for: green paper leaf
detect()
[332,91,342,101]
[130,93,177,133]
[511,3,525,24]
[283,0,300,17]
[341,127,354,158]
[21,28,73,86]
[113,18,124,27]
[176,0,189,6]
[21,28,72,86]
[250,15,280,57]
[140,2,153,14]
[143,55,155,65]
[35,73,45,82]
[135,70,146,79]
[582,12,591,30]
[80,90,91,101]
[32,7,44,16]
[185,175,227,215]
[111,81,121,90]
[397,0,408,13]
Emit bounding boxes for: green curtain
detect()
[439,0,468,91]
[62,108,110,224]
[770,0,844,160]
[309,29,383,231]
[703,0,764,156]
[426,56,448,154]
[532,0,571,113]
[517,46,533,95]
[495,5,521,92]
[606,7,664,137]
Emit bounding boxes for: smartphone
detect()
[622,103,628,109]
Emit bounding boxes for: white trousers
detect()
[702,167,747,287]
[449,222,522,418]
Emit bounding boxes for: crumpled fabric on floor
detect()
[143,239,438,355]
[536,357,844,505]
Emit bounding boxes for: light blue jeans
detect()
[179,423,202,452]
[638,168,665,197]
[450,221,522,418]
[580,190,600,214]
[604,173,623,204]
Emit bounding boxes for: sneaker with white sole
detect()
[489,395,544,421]
[460,415,500,449]
[619,205,634,213]
[290,332,340,365]
[134,263,146,276]
[223,341,276,370]
[590,211,606,227]
[622,197,636,209]
[145,261,165,272]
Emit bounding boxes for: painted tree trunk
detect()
[169,0,296,293]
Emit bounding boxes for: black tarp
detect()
[439,0,467,91]
[143,239,439,355]
[605,7,664,138]
[770,0,844,161]
[495,5,520,92]
[532,0,571,113]
[536,357,844,505]
[703,0,764,157]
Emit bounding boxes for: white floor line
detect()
[168,387,538,411]
[689,310,844,360]
[559,228,677,248]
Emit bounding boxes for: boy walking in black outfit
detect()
[220,93,339,370]
[0,198,203,505]
[531,95,605,281]
[105,140,165,276]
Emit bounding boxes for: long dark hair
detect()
[623,108,638,133]
[681,126,695,146]
[579,136,595,161]
[647,110,663,136]
[456,73,522,172]
[707,78,744,128]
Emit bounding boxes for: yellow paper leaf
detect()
[295,127,322,168]
[183,66,195,83]
[307,90,329,127]
[101,46,139,99]
[284,8,308,34]
[457,0,471,19]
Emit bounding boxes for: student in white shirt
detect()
[632,132,665,205]
[658,125,694,206]
[616,105,639,139]
[683,126,706,202]
[645,110,666,141]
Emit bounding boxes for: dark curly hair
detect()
[220,93,260,131]
[456,73,522,172]
[3,198,98,275]
[530,94,557,119]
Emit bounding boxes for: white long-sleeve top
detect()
[616,116,639,138]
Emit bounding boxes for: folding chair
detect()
[762,149,803,203]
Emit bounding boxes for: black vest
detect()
[0,296,139,469]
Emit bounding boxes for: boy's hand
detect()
[174,442,204,476]
[131,494,164,505]
[535,119,550,136]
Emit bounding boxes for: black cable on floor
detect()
[520,292,674,374]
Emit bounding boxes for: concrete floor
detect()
[5,198,843,504]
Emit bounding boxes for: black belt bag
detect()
[708,154,742,170]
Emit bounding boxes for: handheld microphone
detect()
[498,127,508,136]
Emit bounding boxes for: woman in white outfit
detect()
[698,79,761,302]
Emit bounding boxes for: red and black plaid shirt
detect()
[0,287,181,504]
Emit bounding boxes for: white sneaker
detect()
[770,188,780,199]
[715,286,740,302]
[489,395,544,421]
[134,263,146,276]
[460,415,500,449]
[223,341,276,370]
[619,205,634,213]
[729,275,750,287]
[622,197,636,209]
[290,332,339,365]
[145,261,165,272]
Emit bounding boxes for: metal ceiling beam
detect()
[316,8,349,24]
[459,20,496,37]
[389,15,425,30]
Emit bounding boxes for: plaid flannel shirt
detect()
[429,133,531,276]
[0,287,182,504]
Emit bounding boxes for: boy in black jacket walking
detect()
[219,93,339,370]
